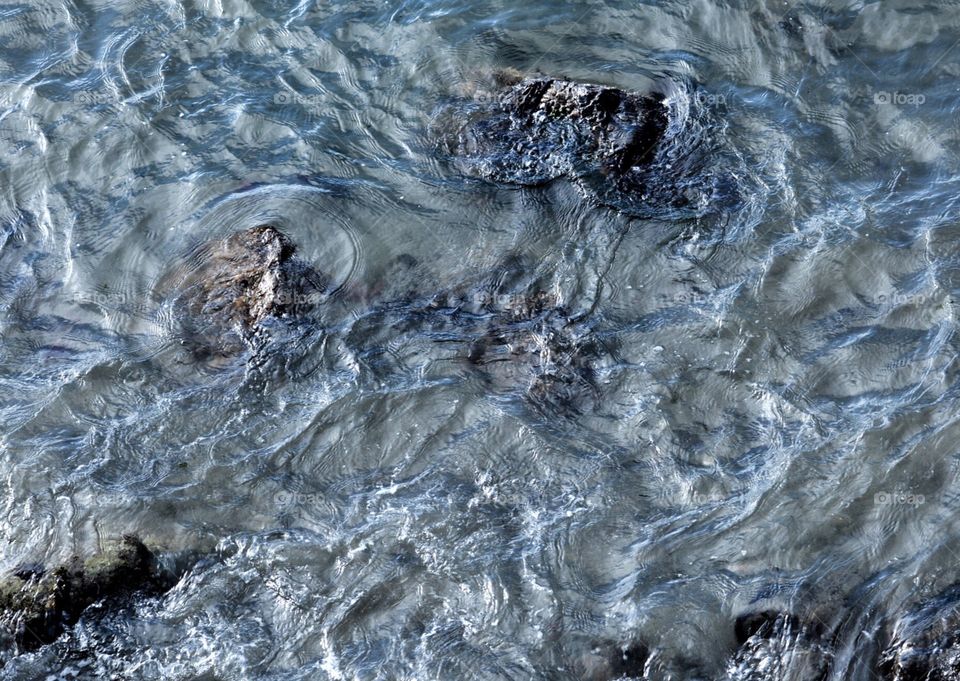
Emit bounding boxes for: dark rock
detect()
[734,610,803,645]
[10,564,44,582]
[878,585,960,681]
[441,74,729,218]
[452,76,667,185]
[608,641,649,678]
[166,225,325,360]
[0,535,172,651]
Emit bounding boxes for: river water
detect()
[1,0,959,679]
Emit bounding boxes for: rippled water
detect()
[2,0,960,679]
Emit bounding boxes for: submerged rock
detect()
[440,73,727,217]
[165,225,324,360]
[462,288,602,413]
[162,226,604,411]
[878,585,960,680]
[345,279,604,414]
[0,535,171,651]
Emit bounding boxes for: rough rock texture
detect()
[878,586,960,680]
[443,74,721,217]
[168,225,324,360]
[468,77,669,182]
[0,536,169,651]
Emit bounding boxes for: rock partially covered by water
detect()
[461,76,668,182]
[346,275,604,414]
[878,585,960,680]
[463,288,601,413]
[166,225,324,360]
[441,73,725,217]
[724,611,830,681]
[0,535,169,651]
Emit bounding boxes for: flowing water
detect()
[1,0,960,679]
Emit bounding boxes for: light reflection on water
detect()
[0,0,960,678]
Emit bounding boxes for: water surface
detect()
[1,0,960,678]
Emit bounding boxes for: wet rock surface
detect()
[714,586,960,681]
[441,73,727,218]
[0,536,173,652]
[878,585,960,681]
[723,611,830,681]
[458,76,668,183]
[165,225,325,361]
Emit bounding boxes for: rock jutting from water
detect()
[718,585,960,680]
[439,72,728,218]
[0,535,172,652]
[164,224,325,361]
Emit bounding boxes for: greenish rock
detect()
[0,535,167,651]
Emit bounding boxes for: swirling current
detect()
[1,1,960,679]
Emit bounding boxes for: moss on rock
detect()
[0,535,168,651]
